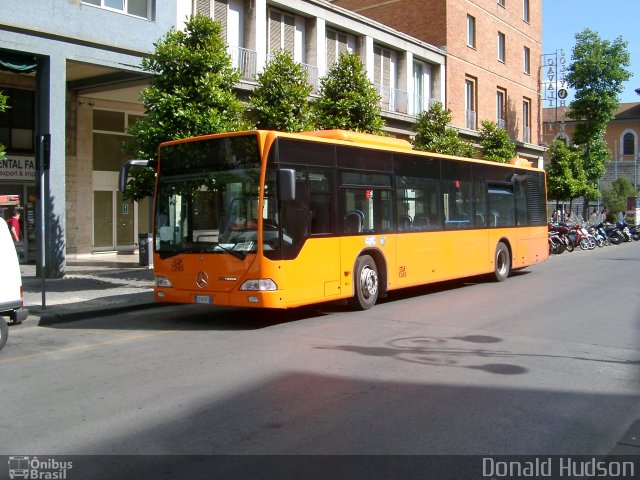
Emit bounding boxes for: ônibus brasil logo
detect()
[8,456,73,479]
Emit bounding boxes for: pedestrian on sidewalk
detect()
[6,209,21,243]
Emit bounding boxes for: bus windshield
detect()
[154,134,263,259]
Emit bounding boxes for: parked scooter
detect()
[603,223,625,245]
[616,219,633,242]
[591,223,610,246]
[548,227,566,254]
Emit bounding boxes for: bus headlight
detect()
[239,279,277,291]
[155,276,173,288]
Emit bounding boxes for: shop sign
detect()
[0,155,36,180]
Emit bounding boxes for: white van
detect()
[0,219,28,325]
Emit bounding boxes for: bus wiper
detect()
[211,242,246,259]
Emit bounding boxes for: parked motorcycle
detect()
[616,220,633,242]
[603,223,624,245]
[591,223,610,247]
[548,228,566,254]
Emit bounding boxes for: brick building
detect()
[331,0,545,165]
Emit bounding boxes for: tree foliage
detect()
[248,50,313,132]
[478,120,516,163]
[313,52,385,134]
[601,177,637,217]
[545,140,585,204]
[566,28,631,215]
[124,14,248,201]
[412,102,474,157]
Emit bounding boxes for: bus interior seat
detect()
[399,214,412,230]
[488,211,499,227]
[344,210,364,233]
[413,216,430,229]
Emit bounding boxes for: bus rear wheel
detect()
[493,242,511,282]
[352,255,379,310]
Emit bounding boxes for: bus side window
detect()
[310,168,332,235]
[280,169,309,258]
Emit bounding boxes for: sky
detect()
[542,0,640,105]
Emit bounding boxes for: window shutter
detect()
[326,30,337,67]
[195,0,211,17]
[283,14,295,54]
[269,10,282,54]
[374,46,381,84]
[214,0,227,41]
[338,33,348,55]
[382,49,391,86]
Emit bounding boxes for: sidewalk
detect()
[18,252,157,327]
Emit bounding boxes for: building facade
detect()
[332,0,545,165]
[1,0,446,276]
[543,103,640,197]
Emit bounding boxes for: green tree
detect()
[248,50,313,132]
[124,14,249,200]
[566,28,631,217]
[601,177,637,218]
[412,102,474,157]
[478,120,516,163]
[313,52,385,134]
[545,140,585,208]
[0,91,8,162]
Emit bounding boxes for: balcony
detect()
[300,62,320,93]
[375,84,408,114]
[229,46,257,81]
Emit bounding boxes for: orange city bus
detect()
[119,129,549,310]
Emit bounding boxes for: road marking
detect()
[0,330,180,365]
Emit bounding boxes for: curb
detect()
[15,299,164,328]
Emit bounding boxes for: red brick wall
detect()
[334,0,543,146]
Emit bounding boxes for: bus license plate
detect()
[195,295,213,304]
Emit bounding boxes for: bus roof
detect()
[298,129,413,150]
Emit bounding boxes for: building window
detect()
[523,0,530,23]
[82,0,155,20]
[498,32,506,63]
[413,61,432,115]
[622,131,636,156]
[268,9,297,56]
[465,78,476,130]
[522,98,531,143]
[0,88,35,154]
[496,89,506,129]
[523,46,531,75]
[467,15,476,48]
[498,0,505,6]
[326,29,353,67]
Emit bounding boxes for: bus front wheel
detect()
[352,255,379,310]
[493,242,511,282]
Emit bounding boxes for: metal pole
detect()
[37,134,48,309]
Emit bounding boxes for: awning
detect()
[0,51,37,74]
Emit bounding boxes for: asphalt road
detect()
[1,242,639,466]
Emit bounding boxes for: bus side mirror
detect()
[278,169,296,202]
[119,159,156,193]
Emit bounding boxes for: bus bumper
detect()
[154,288,284,308]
